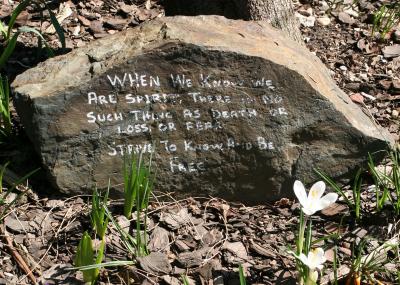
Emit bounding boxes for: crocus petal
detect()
[294,180,308,207]
[308,181,326,201]
[302,206,316,216]
[307,248,325,269]
[314,248,326,264]
[298,253,309,267]
[316,193,339,211]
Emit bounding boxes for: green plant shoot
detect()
[74,231,105,285]
[315,168,363,221]
[0,75,11,136]
[372,3,400,39]
[123,151,153,218]
[91,185,109,239]
[0,0,65,69]
[239,264,247,285]
[0,164,39,222]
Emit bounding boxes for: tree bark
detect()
[163,0,303,43]
[233,0,303,43]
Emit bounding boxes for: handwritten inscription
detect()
[86,72,288,173]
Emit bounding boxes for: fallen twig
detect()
[0,225,36,284]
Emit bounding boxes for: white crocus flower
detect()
[294,180,338,216]
[298,248,326,271]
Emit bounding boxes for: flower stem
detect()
[297,210,308,285]
[297,211,308,255]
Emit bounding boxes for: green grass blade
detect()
[239,264,247,285]
[0,162,10,194]
[45,3,66,49]
[72,260,135,272]
[352,169,362,220]
[0,21,6,38]
[93,239,105,283]
[0,75,12,135]
[181,274,190,285]
[315,168,353,208]
[0,167,40,221]
[123,153,137,218]
[333,246,338,285]
[18,26,54,57]
[6,0,32,40]
[91,184,109,239]
[0,31,20,69]
[104,206,137,255]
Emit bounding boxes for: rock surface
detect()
[12,16,392,202]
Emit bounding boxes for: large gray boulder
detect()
[12,16,393,202]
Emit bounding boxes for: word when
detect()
[106,72,275,90]
[107,73,160,88]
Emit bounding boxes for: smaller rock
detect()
[174,240,190,251]
[213,275,224,285]
[358,0,374,11]
[319,1,329,11]
[321,203,348,216]
[339,65,348,71]
[391,79,400,94]
[89,20,104,34]
[343,8,359,18]
[320,265,350,284]
[4,216,32,233]
[295,12,316,27]
[137,252,172,274]
[115,215,130,230]
[393,29,400,43]
[161,208,193,230]
[325,248,335,262]
[177,248,206,268]
[338,12,355,25]
[339,247,352,256]
[345,82,360,91]
[148,226,170,252]
[392,109,399,118]
[297,7,313,17]
[378,79,392,90]
[161,275,181,285]
[249,241,276,258]
[119,2,136,14]
[352,228,368,238]
[45,199,65,208]
[350,93,364,104]
[222,241,248,260]
[316,16,331,26]
[382,45,400,58]
[104,17,129,30]
[77,15,91,27]
[4,192,17,204]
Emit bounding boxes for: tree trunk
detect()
[163,0,303,43]
[233,0,303,43]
